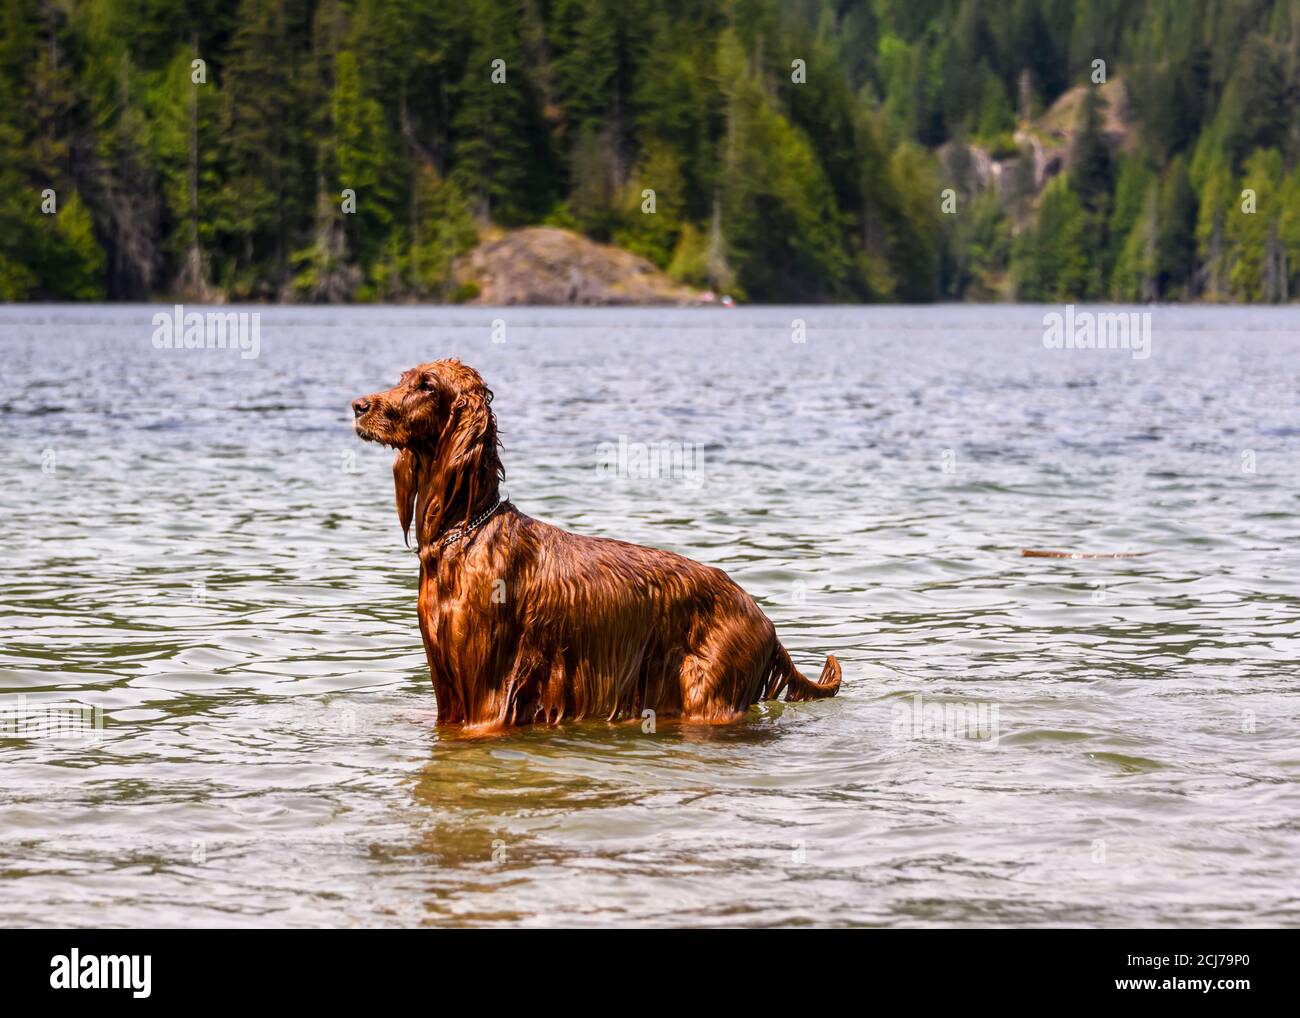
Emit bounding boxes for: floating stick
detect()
[1020,549,1153,559]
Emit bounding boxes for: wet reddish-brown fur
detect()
[354,359,841,731]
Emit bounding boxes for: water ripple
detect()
[0,305,1297,927]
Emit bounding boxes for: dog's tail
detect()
[766,643,842,702]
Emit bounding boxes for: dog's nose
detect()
[352,397,370,418]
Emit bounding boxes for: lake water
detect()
[1,304,1297,928]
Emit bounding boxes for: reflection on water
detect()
[0,304,1297,927]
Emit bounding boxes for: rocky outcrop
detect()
[453,226,700,305]
[939,78,1133,206]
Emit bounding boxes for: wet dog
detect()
[353,359,841,730]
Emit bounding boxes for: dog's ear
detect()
[393,449,417,546]
[447,388,493,474]
[415,384,497,538]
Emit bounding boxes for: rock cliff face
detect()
[938,77,1133,215]
[453,227,700,305]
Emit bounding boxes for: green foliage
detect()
[0,124,39,299]
[409,169,478,295]
[1,0,1298,303]
[612,141,685,268]
[666,222,711,288]
[1013,177,1088,301]
[1068,85,1113,296]
[450,0,551,226]
[1214,35,1290,171]
[973,65,1015,141]
[1226,148,1282,301]
[33,191,109,299]
[565,124,619,240]
[145,51,222,285]
[1109,182,1157,301]
[1107,155,1156,277]
[884,143,941,301]
[715,28,850,301]
[335,49,398,246]
[550,0,617,137]
[1155,157,1197,296]
[945,188,1011,300]
[1193,155,1235,300]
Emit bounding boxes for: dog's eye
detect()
[418,378,435,392]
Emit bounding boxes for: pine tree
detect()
[218,0,312,295]
[1155,157,1197,297]
[450,0,551,224]
[550,0,617,138]
[1013,176,1088,300]
[1069,84,1113,295]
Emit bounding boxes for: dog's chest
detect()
[416,566,503,650]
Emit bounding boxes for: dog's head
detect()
[353,359,502,545]
[352,358,491,451]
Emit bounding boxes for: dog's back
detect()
[422,508,839,728]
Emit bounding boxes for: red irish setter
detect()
[353,359,841,730]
